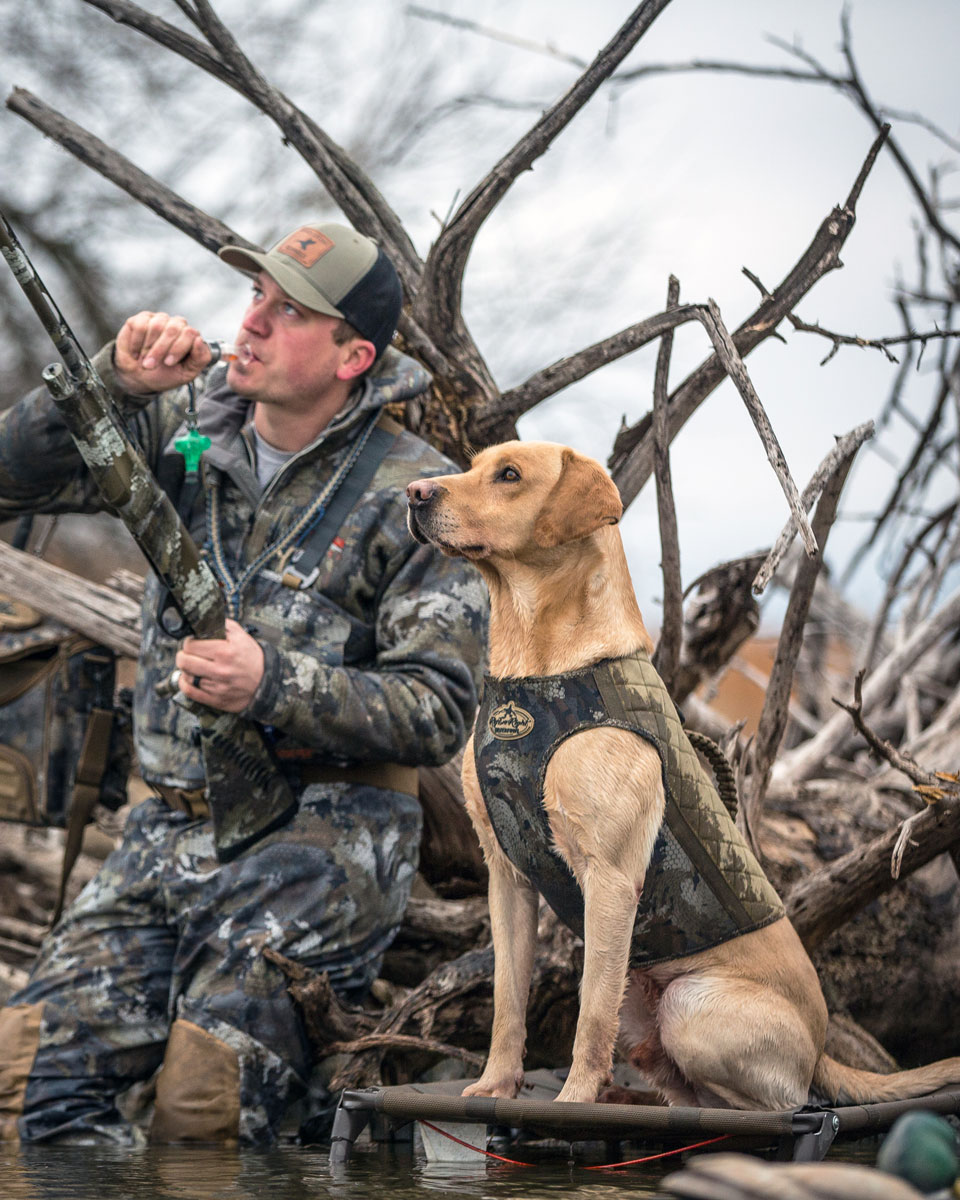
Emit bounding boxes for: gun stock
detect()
[0,211,296,861]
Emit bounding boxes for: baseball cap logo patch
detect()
[276,227,334,268]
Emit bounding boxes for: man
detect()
[0,222,487,1146]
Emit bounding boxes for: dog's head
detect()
[406,441,623,564]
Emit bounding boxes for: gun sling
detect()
[277,413,402,588]
[53,706,116,926]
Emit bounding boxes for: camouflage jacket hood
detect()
[0,345,488,791]
[169,346,434,493]
[474,650,784,967]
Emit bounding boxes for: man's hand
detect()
[175,619,265,713]
[114,311,212,395]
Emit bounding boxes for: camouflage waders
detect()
[0,346,488,1145]
[2,787,420,1145]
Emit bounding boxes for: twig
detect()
[740,443,858,844]
[833,671,953,789]
[832,669,960,878]
[406,6,586,69]
[742,270,960,363]
[650,276,682,691]
[779,585,960,785]
[752,422,874,594]
[788,315,959,366]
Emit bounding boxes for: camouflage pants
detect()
[0,786,420,1147]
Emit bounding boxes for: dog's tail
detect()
[813,1052,960,1104]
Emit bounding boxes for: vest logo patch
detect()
[488,701,535,740]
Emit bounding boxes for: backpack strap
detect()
[279,413,401,590]
[51,706,115,928]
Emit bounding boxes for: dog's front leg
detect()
[556,864,638,1103]
[462,848,540,1098]
[461,746,539,1099]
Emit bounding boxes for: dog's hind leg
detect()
[612,971,699,1106]
[657,974,821,1110]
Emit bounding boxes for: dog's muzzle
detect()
[406,477,448,545]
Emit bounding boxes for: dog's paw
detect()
[555,1075,604,1104]
[462,1069,524,1099]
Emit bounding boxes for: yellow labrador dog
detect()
[407,440,960,1110]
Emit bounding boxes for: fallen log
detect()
[0,540,141,656]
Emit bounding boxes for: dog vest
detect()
[474,650,785,967]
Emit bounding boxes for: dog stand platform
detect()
[329,1072,960,1165]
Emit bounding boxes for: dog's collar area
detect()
[483,650,648,688]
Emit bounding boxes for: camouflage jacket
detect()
[474,651,784,967]
[0,346,488,790]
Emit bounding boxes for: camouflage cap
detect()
[218,223,402,357]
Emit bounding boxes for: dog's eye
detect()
[497,465,521,483]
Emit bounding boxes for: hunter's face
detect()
[226,272,358,411]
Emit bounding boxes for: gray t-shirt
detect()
[252,426,296,488]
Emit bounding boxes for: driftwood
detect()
[0,541,141,656]
[4,535,960,1070]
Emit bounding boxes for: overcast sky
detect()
[421,0,959,626]
[6,0,959,626]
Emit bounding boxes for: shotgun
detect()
[0,211,296,861]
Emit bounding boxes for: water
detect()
[0,1128,889,1199]
[0,1140,675,1200]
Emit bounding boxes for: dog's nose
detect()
[406,478,439,506]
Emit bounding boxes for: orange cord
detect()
[419,1121,535,1166]
[584,1133,730,1168]
[419,1119,730,1169]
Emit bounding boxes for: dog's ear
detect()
[534,448,623,548]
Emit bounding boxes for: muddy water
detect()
[1,1140,675,1199]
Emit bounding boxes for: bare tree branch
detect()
[739,443,859,847]
[787,798,960,950]
[4,88,455,387]
[697,298,818,557]
[0,541,141,658]
[417,0,674,335]
[80,0,424,291]
[752,422,875,595]
[834,12,960,257]
[650,276,683,690]
[609,126,890,508]
[7,88,256,256]
[490,304,704,429]
[842,345,960,574]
